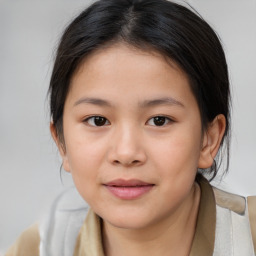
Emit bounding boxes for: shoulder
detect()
[247,196,256,254]
[6,188,89,256]
[5,223,40,256]
[212,186,256,255]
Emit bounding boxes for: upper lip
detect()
[104,179,154,187]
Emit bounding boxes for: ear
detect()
[198,114,226,169]
[50,122,71,172]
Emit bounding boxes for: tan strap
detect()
[213,187,246,215]
[248,196,256,254]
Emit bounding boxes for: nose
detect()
[108,125,147,167]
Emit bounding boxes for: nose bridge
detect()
[109,122,146,165]
[115,122,140,154]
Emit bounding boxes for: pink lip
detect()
[104,179,154,200]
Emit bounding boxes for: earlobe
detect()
[198,114,226,169]
[50,123,71,172]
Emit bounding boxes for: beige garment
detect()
[248,196,256,254]
[5,176,255,256]
[6,223,40,256]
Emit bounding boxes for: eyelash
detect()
[83,115,174,127]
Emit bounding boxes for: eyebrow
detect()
[74,97,112,107]
[140,97,184,108]
[73,96,184,108]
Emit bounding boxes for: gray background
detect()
[1,0,256,253]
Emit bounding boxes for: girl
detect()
[6,0,256,255]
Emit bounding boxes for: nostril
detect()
[112,159,141,166]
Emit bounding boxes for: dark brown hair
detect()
[49,0,231,179]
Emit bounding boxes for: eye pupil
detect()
[153,116,166,126]
[94,116,106,126]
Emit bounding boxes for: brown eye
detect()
[85,116,110,126]
[147,116,172,126]
[153,116,166,126]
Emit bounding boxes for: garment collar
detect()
[190,175,216,256]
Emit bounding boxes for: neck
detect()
[102,182,201,256]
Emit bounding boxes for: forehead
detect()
[68,43,195,107]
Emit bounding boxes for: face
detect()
[55,44,208,230]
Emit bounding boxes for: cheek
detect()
[152,128,202,179]
[63,135,106,196]
[65,125,108,167]
[151,134,201,205]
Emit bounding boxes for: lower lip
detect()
[104,185,154,200]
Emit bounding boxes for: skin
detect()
[51,43,226,256]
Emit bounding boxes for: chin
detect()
[107,217,151,230]
[100,207,159,230]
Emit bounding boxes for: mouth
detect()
[103,179,155,200]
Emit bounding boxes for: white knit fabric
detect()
[213,204,255,256]
[40,188,89,256]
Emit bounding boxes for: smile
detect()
[104,179,154,200]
